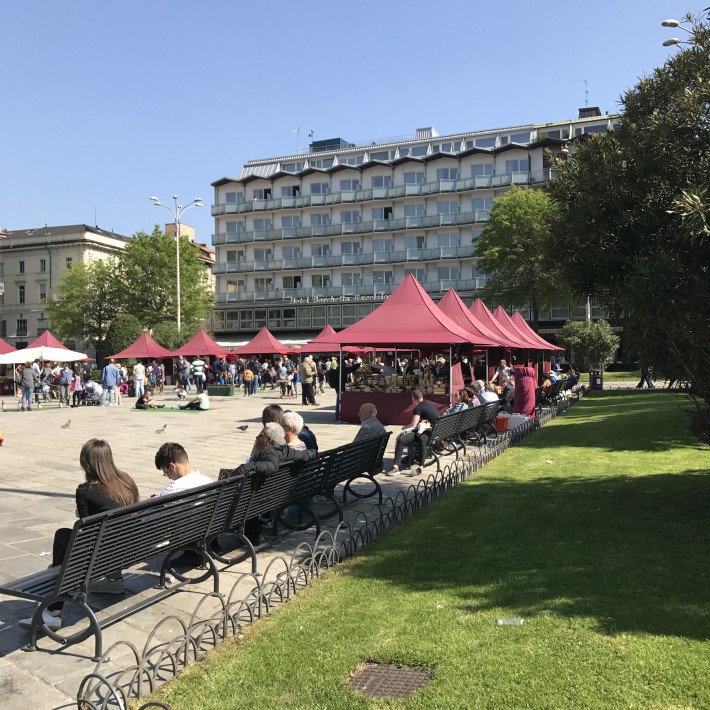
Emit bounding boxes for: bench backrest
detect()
[56,476,245,596]
[322,432,391,490]
[428,410,464,444]
[479,401,500,426]
[458,405,485,435]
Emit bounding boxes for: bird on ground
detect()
[155,424,167,434]
[61,419,71,429]
[236,425,249,432]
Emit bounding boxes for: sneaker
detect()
[19,608,62,631]
[89,577,125,595]
[385,466,401,477]
[407,466,423,477]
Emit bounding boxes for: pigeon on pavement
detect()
[60,419,71,429]
[155,424,167,434]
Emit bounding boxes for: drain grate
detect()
[349,662,432,698]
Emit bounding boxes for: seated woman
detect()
[447,388,471,414]
[19,439,139,631]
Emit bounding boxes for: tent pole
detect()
[449,346,453,408]
[336,346,343,422]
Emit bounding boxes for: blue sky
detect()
[0,0,691,244]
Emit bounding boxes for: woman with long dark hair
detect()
[19,439,139,632]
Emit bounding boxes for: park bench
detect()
[403,409,467,475]
[536,380,565,411]
[0,475,245,661]
[459,402,500,446]
[216,433,390,569]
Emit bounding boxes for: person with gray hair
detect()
[354,403,386,442]
[478,379,500,404]
[281,410,306,450]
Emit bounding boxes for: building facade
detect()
[164,222,216,294]
[210,109,617,341]
[0,225,129,349]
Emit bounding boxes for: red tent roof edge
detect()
[469,299,531,348]
[108,332,174,360]
[492,306,544,349]
[171,329,229,357]
[437,290,504,347]
[510,311,564,350]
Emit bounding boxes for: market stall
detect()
[318,275,480,425]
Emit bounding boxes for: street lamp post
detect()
[148,195,202,332]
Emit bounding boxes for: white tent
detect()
[0,345,88,364]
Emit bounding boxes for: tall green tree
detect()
[119,225,213,330]
[473,186,564,328]
[548,12,710,403]
[47,258,122,361]
[104,313,143,359]
[557,320,620,372]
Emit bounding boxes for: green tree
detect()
[152,320,203,351]
[104,313,143,359]
[119,225,213,331]
[557,320,620,372]
[548,13,710,402]
[473,186,564,328]
[47,259,122,362]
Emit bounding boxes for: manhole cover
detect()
[349,662,432,698]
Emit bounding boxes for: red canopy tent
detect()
[437,290,503,347]
[510,311,563,350]
[236,326,290,356]
[171,330,229,358]
[27,331,69,349]
[108,332,173,360]
[469,299,531,349]
[0,337,16,355]
[322,275,475,346]
[305,325,373,356]
[493,306,544,349]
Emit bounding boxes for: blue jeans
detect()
[21,385,33,410]
[250,375,259,395]
[100,385,115,405]
[194,374,204,391]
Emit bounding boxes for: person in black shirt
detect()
[387,388,441,476]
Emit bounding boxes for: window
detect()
[18,285,25,304]
[283,307,296,328]
[404,203,425,218]
[253,248,273,261]
[372,239,393,253]
[471,163,493,177]
[282,275,302,289]
[311,244,330,257]
[282,246,301,259]
[281,185,300,197]
[309,158,334,169]
[226,280,242,292]
[254,308,267,328]
[437,266,458,280]
[404,267,426,281]
[372,175,393,188]
[340,210,360,223]
[342,304,358,325]
[281,215,301,229]
[342,272,362,286]
[312,274,331,288]
[370,150,395,161]
[226,249,245,262]
[436,168,459,180]
[240,310,253,329]
[339,179,360,191]
[437,232,459,248]
[506,158,529,173]
[297,306,311,327]
[584,124,607,134]
[437,200,459,214]
[312,305,326,327]
[39,283,47,302]
[65,257,73,269]
[472,196,494,214]
[309,182,330,194]
[0,320,5,337]
[471,229,484,243]
[226,220,244,234]
[372,270,393,284]
[411,145,428,157]
[252,218,272,231]
[475,136,496,148]
[254,277,273,292]
[404,235,425,250]
[404,171,425,184]
[340,155,364,166]
[439,141,462,153]
[17,319,27,336]
[372,206,393,221]
[327,304,341,326]
[310,213,330,226]
[283,162,304,173]
[511,132,531,144]
[19,260,25,274]
[225,191,244,203]
[268,308,282,328]
[252,188,271,200]
[341,242,361,254]
[0,262,3,276]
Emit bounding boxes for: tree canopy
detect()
[556,320,620,372]
[548,13,710,401]
[473,186,564,328]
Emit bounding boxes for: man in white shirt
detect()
[153,442,212,497]
[179,390,209,410]
[133,360,146,398]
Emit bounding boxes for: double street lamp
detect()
[148,195,202,332]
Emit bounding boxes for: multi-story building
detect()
[0,224,129,349]
[210,108,617,341]
[164,222,216,294]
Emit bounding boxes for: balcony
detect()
[212,210,490,246]
[211,170,556,216]
[214,278,487,305]
[213,245,475,274]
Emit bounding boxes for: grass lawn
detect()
[578,370,641,384]
[152,391,710,710]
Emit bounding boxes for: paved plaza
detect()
[0,386,415,709]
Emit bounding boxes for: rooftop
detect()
[2,224,131,242]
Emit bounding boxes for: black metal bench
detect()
[0,475,245,661]
[460,402,500,445]
[405,410,467,475]
[537,380,565,411]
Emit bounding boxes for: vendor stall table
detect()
[340,391,449,426]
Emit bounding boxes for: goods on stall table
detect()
[344,366,447,395]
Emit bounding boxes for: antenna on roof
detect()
[293,124,304,154]
[583,79,589,107]
[94,206,97,227]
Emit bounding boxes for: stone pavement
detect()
[0,385,425,709]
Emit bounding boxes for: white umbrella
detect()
[0,345,88,364]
